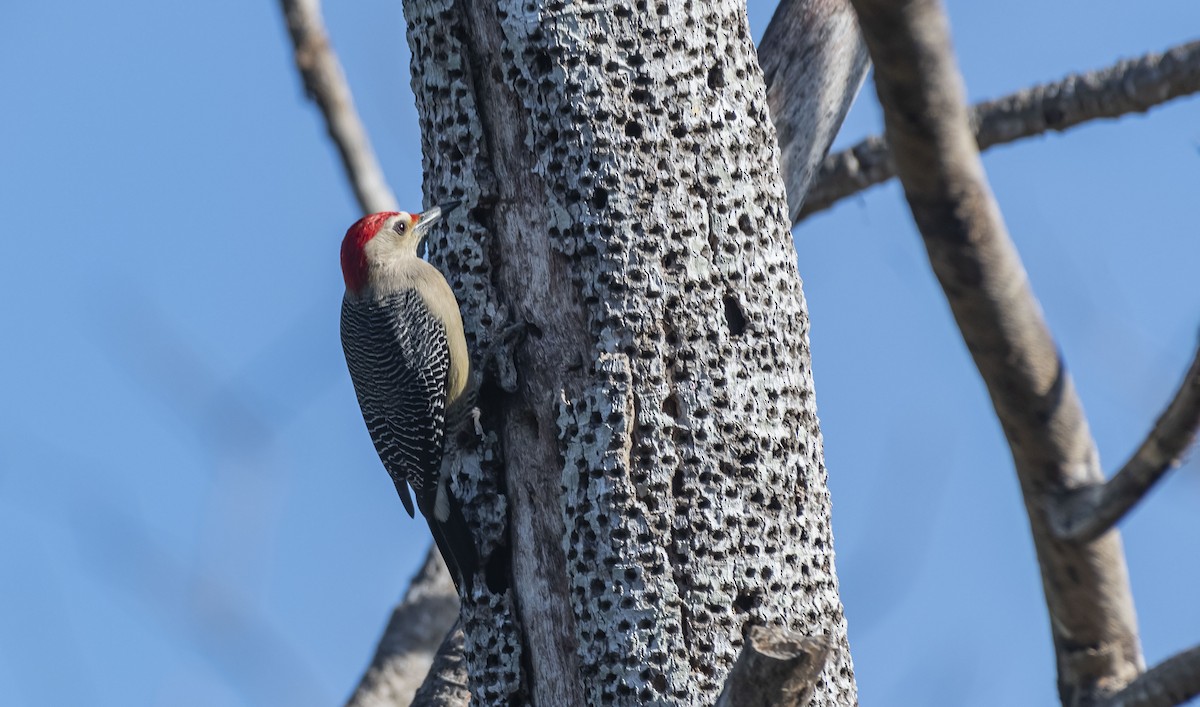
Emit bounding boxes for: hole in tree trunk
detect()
[723,294,746,336]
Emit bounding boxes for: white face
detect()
[364,211,422,263]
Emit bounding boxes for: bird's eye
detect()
[393,220,407,234]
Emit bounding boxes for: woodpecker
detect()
[340,202,478,591]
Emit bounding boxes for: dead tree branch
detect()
[279,0,399,214]
[410,622,470,707]
[716,628,831,707]
[847,0,1145,703]
[1056,342,1200,543]
[799,39,1200,222]
[1097,644,1200,707]
[345,547,460,707]
[758,0,870,223]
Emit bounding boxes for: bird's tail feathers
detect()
[426,493,479,594]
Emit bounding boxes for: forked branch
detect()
[798,39,1200,222]
[1056,342,1200,543]
[847,0,1143,702]
[1096,644,1200,707]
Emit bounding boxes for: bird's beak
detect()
[416,200,463,231]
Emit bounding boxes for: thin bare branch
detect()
[847,0,1144,703]
[345,547,460,707]
[799,39,1200,222]
[410,622,470,707]
[758,0,870,223]
[1057,342,1200,543]
[279,0,399,214]
[716,628,830,707]
[279,4,453,700]
[1098,644,1200,707]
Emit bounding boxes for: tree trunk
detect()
[403,0,858,702]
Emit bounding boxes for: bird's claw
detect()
[470,407,484,438]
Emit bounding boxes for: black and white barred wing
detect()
[341,290,450,518]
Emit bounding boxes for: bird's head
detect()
[340,201,461,293]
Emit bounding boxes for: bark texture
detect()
[716,627,830,707]
[801,38,1200,221]
[1057,343,1200,543]
[1096,644,1200,707]
[345,548,460,707]
[411,623,472,707]
[758,0,869,223]
[848,0,1143,703]
[403,0,857,703]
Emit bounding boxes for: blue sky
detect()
[1,2,1196,705]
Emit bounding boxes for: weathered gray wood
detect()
[800,39,1200,221]
[403,0,861,702]
[716,627,830,707]
[758,0,869,224]
[411,622,471,707]
[278,0,399,214]
[847,0,1144,703]
[1096,644,1200,707]
[345,548,460,707]
[1056,343,1200,543]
